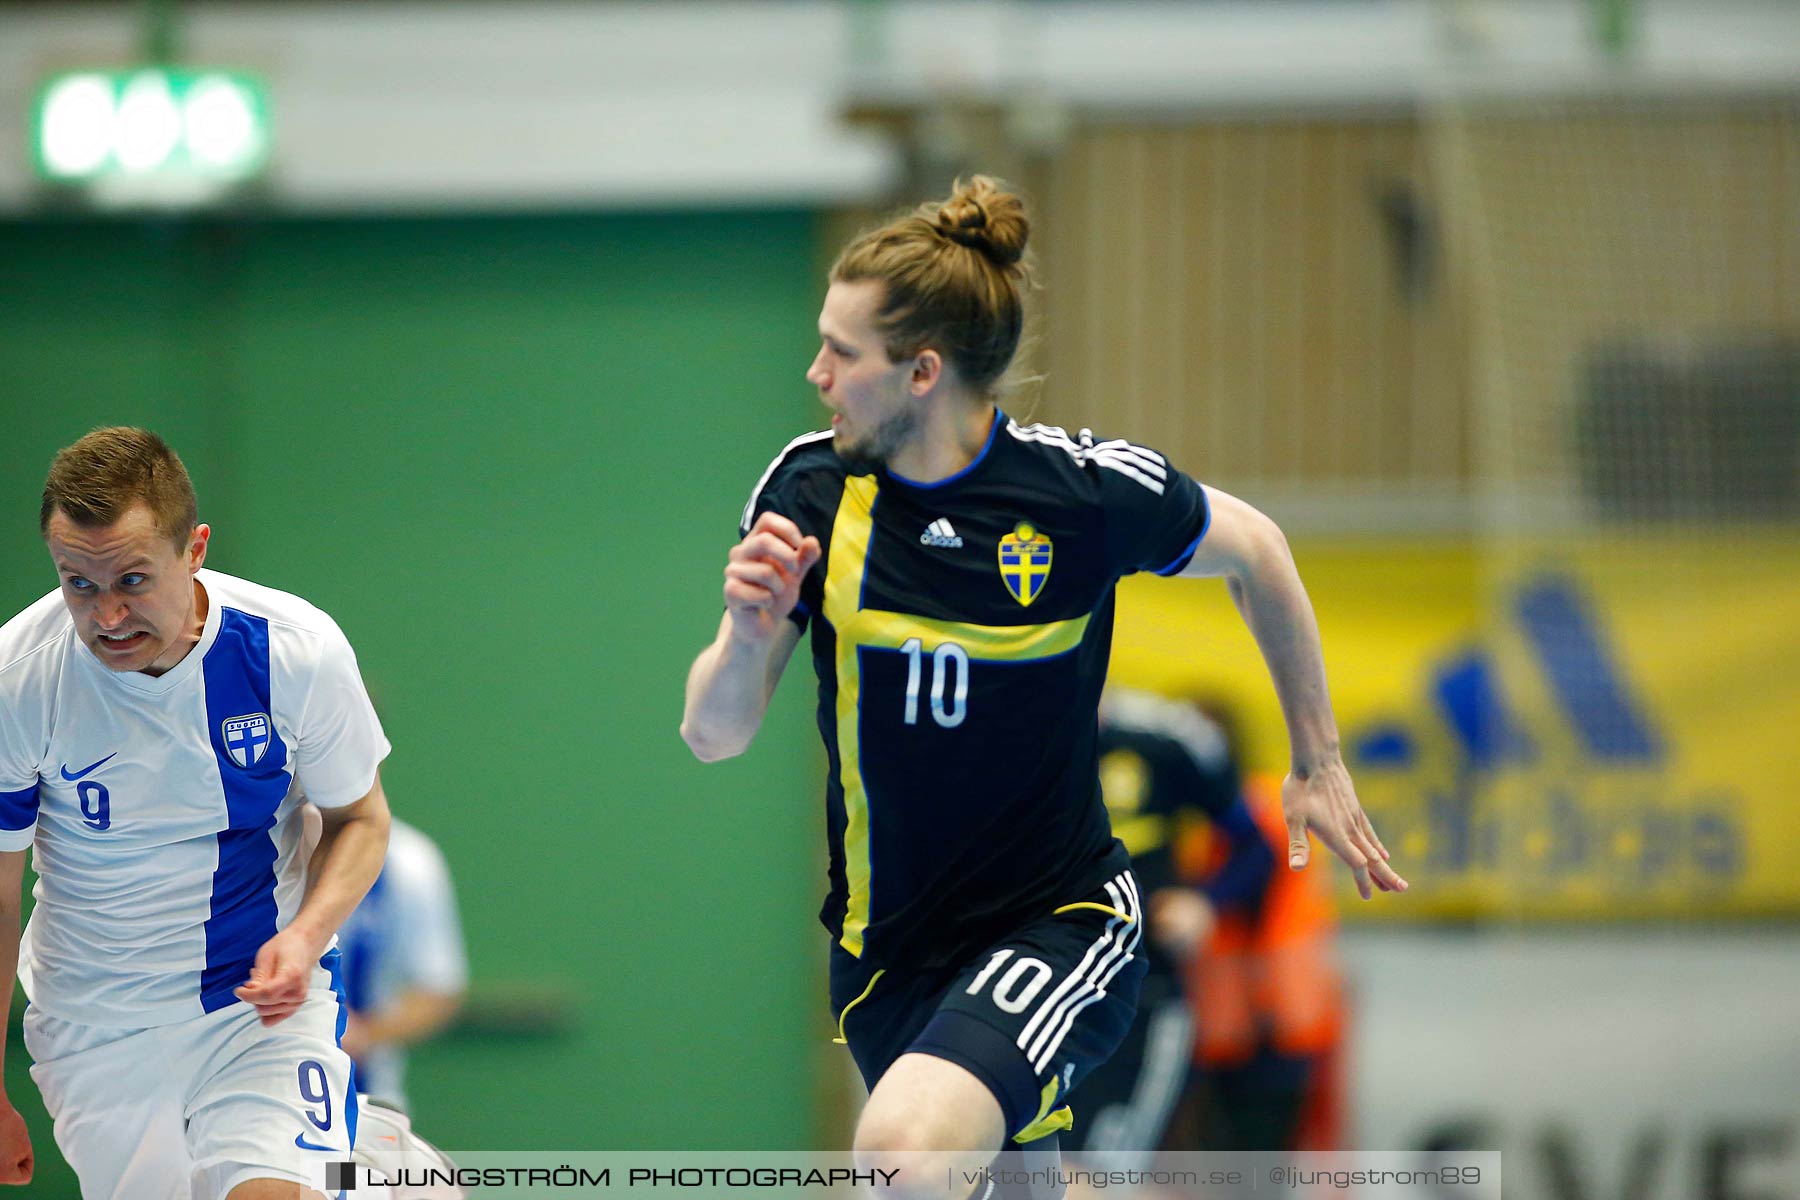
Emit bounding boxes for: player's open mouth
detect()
[98,631,149,649]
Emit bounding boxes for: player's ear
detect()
[910,349,943,396]
[187,524,211,573]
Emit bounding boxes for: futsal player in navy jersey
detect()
[682,177,1405,1196]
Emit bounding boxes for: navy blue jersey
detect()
[739,412,1211,969]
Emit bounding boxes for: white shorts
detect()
[25,955,358,1200]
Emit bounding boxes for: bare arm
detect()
[341,987,463,1060]
[297,777,393,946]
[680,511,819,762]
[1180,486,1407,898]
[681,614,805,761]
[0,850,32,1184]
[236,775,392,1025]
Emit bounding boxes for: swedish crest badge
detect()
[998,521,1053,607]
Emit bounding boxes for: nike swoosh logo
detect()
[59,753,118,781]
[294,1132,335,1152]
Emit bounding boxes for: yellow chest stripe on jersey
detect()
[842,608,1088,659]
[822,476,1090,957]
[824,476,881,957]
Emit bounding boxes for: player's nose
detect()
[93,596,128,629]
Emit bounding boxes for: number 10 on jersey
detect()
[901,638,968,728]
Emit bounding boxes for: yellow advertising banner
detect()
[1111,534,1800,920]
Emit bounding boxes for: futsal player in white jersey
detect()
[0,427,393,1199]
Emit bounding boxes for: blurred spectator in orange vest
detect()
[1067,689,1277,1167]
[1170,734,1349,1152]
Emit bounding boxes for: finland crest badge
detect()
[998,521,1053,607]
[222,712,273,769]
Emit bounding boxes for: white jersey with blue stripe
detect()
[0,568,390,1028]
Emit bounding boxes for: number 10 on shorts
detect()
[966,948,1053,1014]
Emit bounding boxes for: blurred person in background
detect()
[333,814,468,1113]
[1065,688,1274,1165]
[682,176,1403,1198]
[297,804,468,1200]
[1169,727,1347,1156]
[0,427,390,1199]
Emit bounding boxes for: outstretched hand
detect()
[1281,758,1408,900]
[725,512,822,643]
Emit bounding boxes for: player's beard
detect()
[834,403,922,475]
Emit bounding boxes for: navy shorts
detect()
[830,866,1148,1145]
[1062,967,1194,1161]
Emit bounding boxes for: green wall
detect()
[1,211,833,1192]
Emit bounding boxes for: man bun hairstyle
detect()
[933,177,1030,267]
[40,426,199,550]
[831,175,1033,396]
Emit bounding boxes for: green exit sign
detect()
[34,69,270,184]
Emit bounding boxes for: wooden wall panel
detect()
[1033,116,1472,505]
[825,97,1795,529]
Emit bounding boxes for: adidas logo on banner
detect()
[920,518,964,548]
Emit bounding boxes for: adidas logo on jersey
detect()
[920,518,964,548]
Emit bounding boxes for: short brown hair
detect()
[831,175,1032,396]
[40,427,199,549]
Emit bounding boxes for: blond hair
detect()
[41,427,198,549]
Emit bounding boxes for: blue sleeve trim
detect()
[0,783,40,832]
[1151,487,1212,576]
